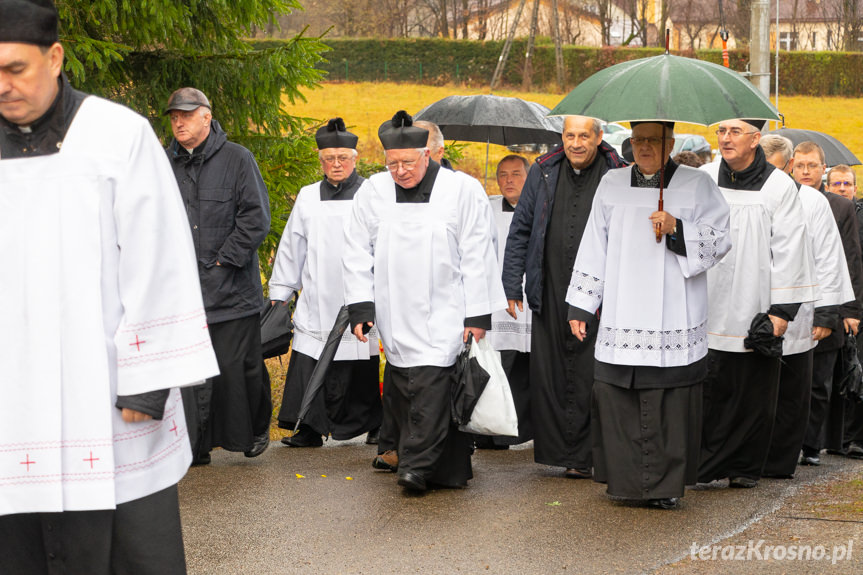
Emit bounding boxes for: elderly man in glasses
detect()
[343,111,506,493]
[699,119,817,490]
[269,118,383,449]
[566,121,730,509]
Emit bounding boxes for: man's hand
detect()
[811,326,832,341]
[569,319,587,342]
[844,317,860,335]
[768,314,789,337]
[353,321,374,343]
[507,299,523,320]
[121,408,153,423]
[649,211,676,236]
[464,327,486,342]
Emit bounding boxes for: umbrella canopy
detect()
[414,94,564,146]
[549,53,780,127]
[766,128,860,167]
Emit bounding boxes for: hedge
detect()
[251,37,863,97]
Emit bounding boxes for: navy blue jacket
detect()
[501,141,626,314]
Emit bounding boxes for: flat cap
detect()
[0,0,58,47]
[378,110,428,151]
[316,117,358,150]
[164,87,211,114]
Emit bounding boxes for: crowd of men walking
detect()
[3,1,863,572]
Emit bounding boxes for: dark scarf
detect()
[718,145,775,190]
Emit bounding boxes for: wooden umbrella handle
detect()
[655,198,663,243]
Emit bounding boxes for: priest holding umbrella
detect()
[566,121,731,509]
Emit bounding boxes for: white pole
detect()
[774,0,780,128]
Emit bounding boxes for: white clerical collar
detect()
[572,167,581,175]
[19,126,33,134]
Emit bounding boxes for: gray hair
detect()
[496,154,530,176]
[413,120,444,150]
[318,148,358,161]
[760,134,793,164]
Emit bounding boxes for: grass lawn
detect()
[285,81,863,190]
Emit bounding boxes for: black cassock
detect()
[277,351,382,439]
[530,159,603,471]
[764,350,814,476]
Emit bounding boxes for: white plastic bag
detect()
[459,336,519,436]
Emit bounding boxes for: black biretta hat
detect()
[742,119,767,130]
[315,117,358,150]
[378,111,429,150]
[630,121,675,130]
[0,0,58,47]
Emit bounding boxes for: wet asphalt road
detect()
[179,437,862,575]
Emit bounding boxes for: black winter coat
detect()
[501,141,626,314]
[167,121,271,324]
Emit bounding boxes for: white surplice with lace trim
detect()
[565,164,731,367]
[0,97,219,516]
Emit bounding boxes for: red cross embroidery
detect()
[83,451,100,469]
[20,454,35,471]
[129,335,146,351]
[169,420,179,436]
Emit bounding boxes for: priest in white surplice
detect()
[270,118,382,447]
[343,111,506,493]
[566,121,731,509]
[482,154,533,448]
[699,119,817,489]
[0,2,218,573]
[760,134,855,478]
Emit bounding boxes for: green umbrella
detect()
[548,53,780,126]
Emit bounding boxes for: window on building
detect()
[779,31,798,50]
[811,31,817,48]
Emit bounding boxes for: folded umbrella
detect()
[450,333,491,427]
[838,333,863,402]
[766,128,860,167]
[260,298,295,359]
[743,312,784,358]
[293,305,352,432]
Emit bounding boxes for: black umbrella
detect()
[767,128,860,167]
[743,313,784,358]
[293,305,351,432]
[450,333,490,427]
[838,333,863,403]
[414,94,564,186]
[260,298,294,359]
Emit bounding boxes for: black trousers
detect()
[383,363,472,487]
[699,350,781,482]
[0,485,185,575]
[183,314,270,454]
[764,350,813,476]
[803,349,839,454]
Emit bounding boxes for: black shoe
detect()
[729,476,758,488]
[191,453,211,466]
[564,467,591,479]
[365,427,380,445]
[762,472,794,479]
[283,426,323,448]
[397,471,427,492]
[647,497,679,510]
[244,432,270,458]
[799,454,821,466]
[846,443,863,459]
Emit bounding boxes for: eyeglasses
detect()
[715,128,757,137]
[793,162,823,172]
[385,154,423,172]
[830,180,854,187]
[321,154,353,165]
[630,136,667,146]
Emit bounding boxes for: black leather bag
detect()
[838,333,863,403]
